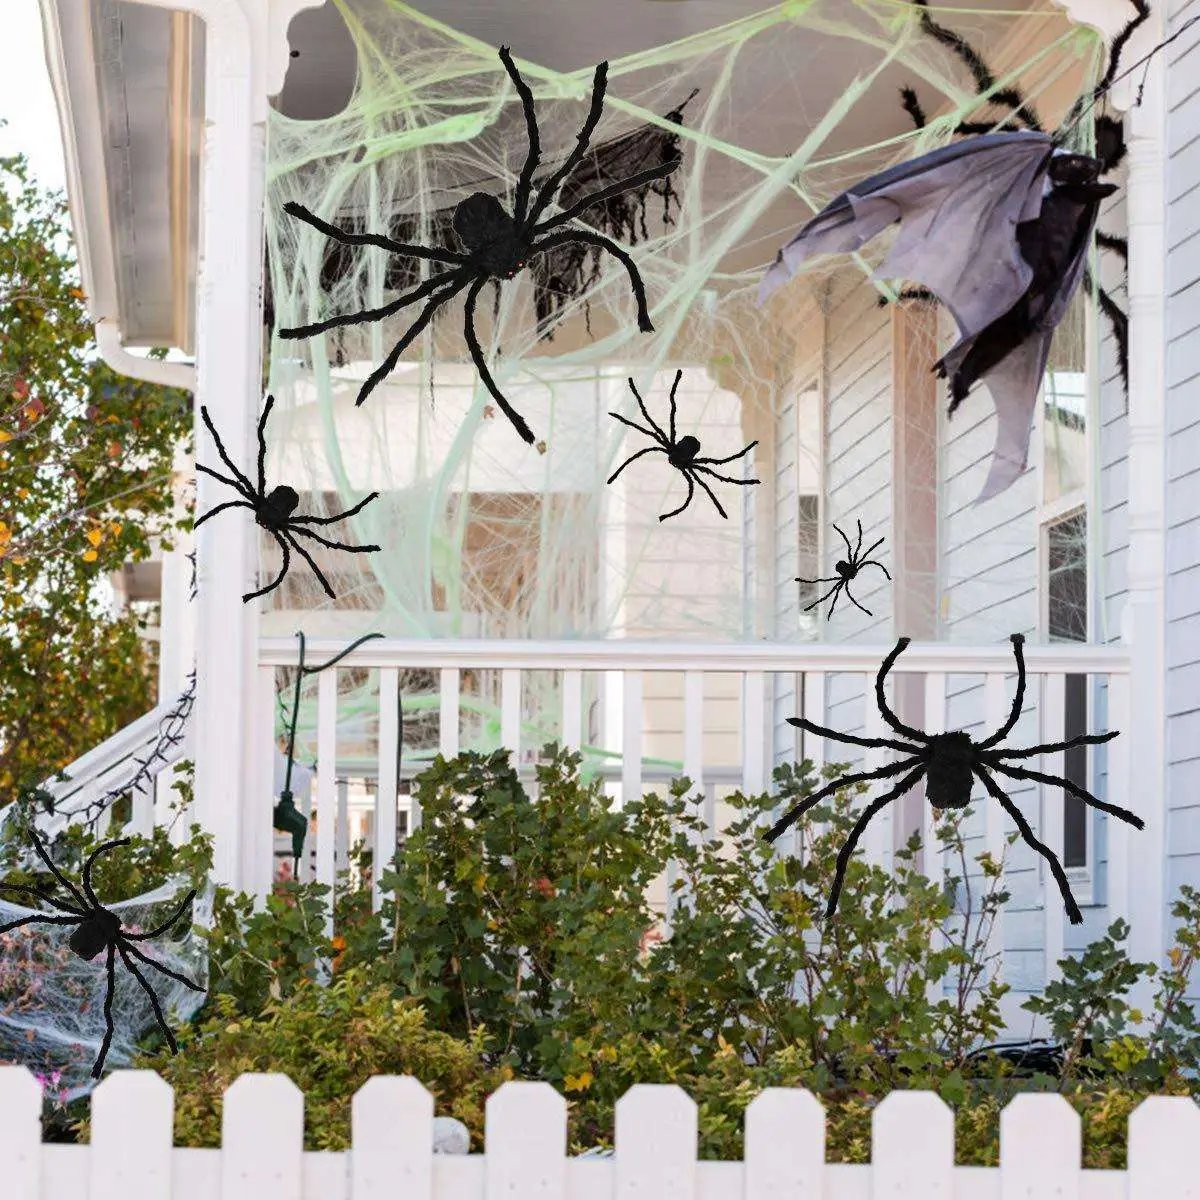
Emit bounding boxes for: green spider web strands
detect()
[260,0,1107,747]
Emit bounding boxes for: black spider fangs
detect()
[767,634,1143,924]
[280,46,680,445]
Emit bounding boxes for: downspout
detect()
[94,318,196,390]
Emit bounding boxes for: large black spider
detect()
[195,394,380,603]
[766,634,1143,924]
[798,519,891,619]
[279,46,680,444]
[0,831,202,1077]
[888,0,1148,392]
[607,369,760,521]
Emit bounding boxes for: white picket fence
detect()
[2,1068,1197,1199]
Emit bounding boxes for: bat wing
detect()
[759,131,1054,337]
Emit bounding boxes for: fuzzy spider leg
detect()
[627,374,672,442]
[124,888,198,942]
[974,765,1083,924]
[534,157,682,235]
[284,532,337,600]
[690,471,729,520]
[279,268,466,341]
[861,535,886,561]
[194,463,250,497]
[530,229,654,332]
[115,942,185,1056]
[499,46,541,225]
[836,521,857,561]
[80,838,129,911]
[92,943,118,1078]
[28,830,89,911]
[875,638,930,742]
[463,277,536,443]
[765,756,918,843]
[192,499,254,529]
[289,525,381,555]
[282,201,468,265]
[0,912,82,937]
[694,442,759,468]
[986,730,1118,758]
[199,406,256,496]
[356,275,470,407]
[661,473,697,521]
[786,715,915,754]
[977,634,1028,748]
[291,491,380,526]
[825,765,928,919]
[864,560,892,580]
[802,578,845,614]
[121,938,205,994]
[986,759,1144,828]
[666,369,682,443]
[0,883,82,916]
[826,584,845,619]
[692,464,761,487]
[609,408,665,444]
[255,396,276,496]
[845,591,875,618]
[607,445,667,485]
[521,62,609,234]
[243,532,292,604]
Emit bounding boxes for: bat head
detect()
[1047,153,1102,187]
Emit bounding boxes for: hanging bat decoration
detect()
[758,130,1114,503]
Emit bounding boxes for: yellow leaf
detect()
[564,1071,593,1093]
[0,431,10,444]
[82,549,98,562]
[85,528,104,547]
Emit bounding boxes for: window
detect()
[796,494,820,609]
[1045,509,1089,868]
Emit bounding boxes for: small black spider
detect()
[279,46,680,444]
[0,831,202,1077]
[195,394,380,603]
[798,519,891,619]
[766,634,1143,924]
[606,369,759,521]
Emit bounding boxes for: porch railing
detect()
[250,637,1133,997]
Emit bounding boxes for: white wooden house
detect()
[31,0,1198,1031]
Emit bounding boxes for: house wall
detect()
[1163,0,1200,978]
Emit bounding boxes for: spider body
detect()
[607,370,759,521]
[0,832,203,1077]
[195,395,380,603]
[280,46,680,444]
[768,634,1144,925]
[799,520,891,619]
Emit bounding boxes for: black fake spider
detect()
[607,369,760,521]
[767,634,1143,924]
[798,519,891,619]
[0,831,202,1077]
[195,394,380,603]
[279,46,680,444]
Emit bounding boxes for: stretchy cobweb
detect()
[261,0,1111,766]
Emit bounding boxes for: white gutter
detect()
[95,318,196,390]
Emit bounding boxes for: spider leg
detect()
[279,268,467,340]
[692,465,761,487]
[802,579,843,613]
[255,396,275,496]
[0,883,82,916]
[243,531,292,604]
[833,522,854,561]
[827,584,843,619]
[124,888,197,942]
[81,839,129,910]
[977,634,1028,749]
[282,200,468,265]
[609,409,664,443]
[824,765,927,919]
[0,912,82,936]
[786,715,917,754]
[974,765,1082,925]
[199,406,256,496]
[862,559,892,580]
[606,445,666,485]
[985,759,1143,829]
[694,441,759,468]
[533,157,682,235]
[861,536,886,560]
[290,491,380,526]
[283,531,337,600]
[875,638,930,743]
[289,525,380,554]
[195,463,252,496]
[854,518,864,560]
[90,942,119,1078]
[667,369,683,444]
[986,730,1119,759]
[627,375,670,443]
[122,938,205,994]
[521,60,608,234]
[193,499,254,530]
[690,471,728,520]
[464,277,536,443]
[27,829,89,910]
[356,275,469,408]
[529,229,654,332]
[845,589,875,619]
[115,942,181,1057]
[660,472,696,522]
[498,46,541,226]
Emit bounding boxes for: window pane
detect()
[1043,371,1088,506]
[1047,511,1087,643]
